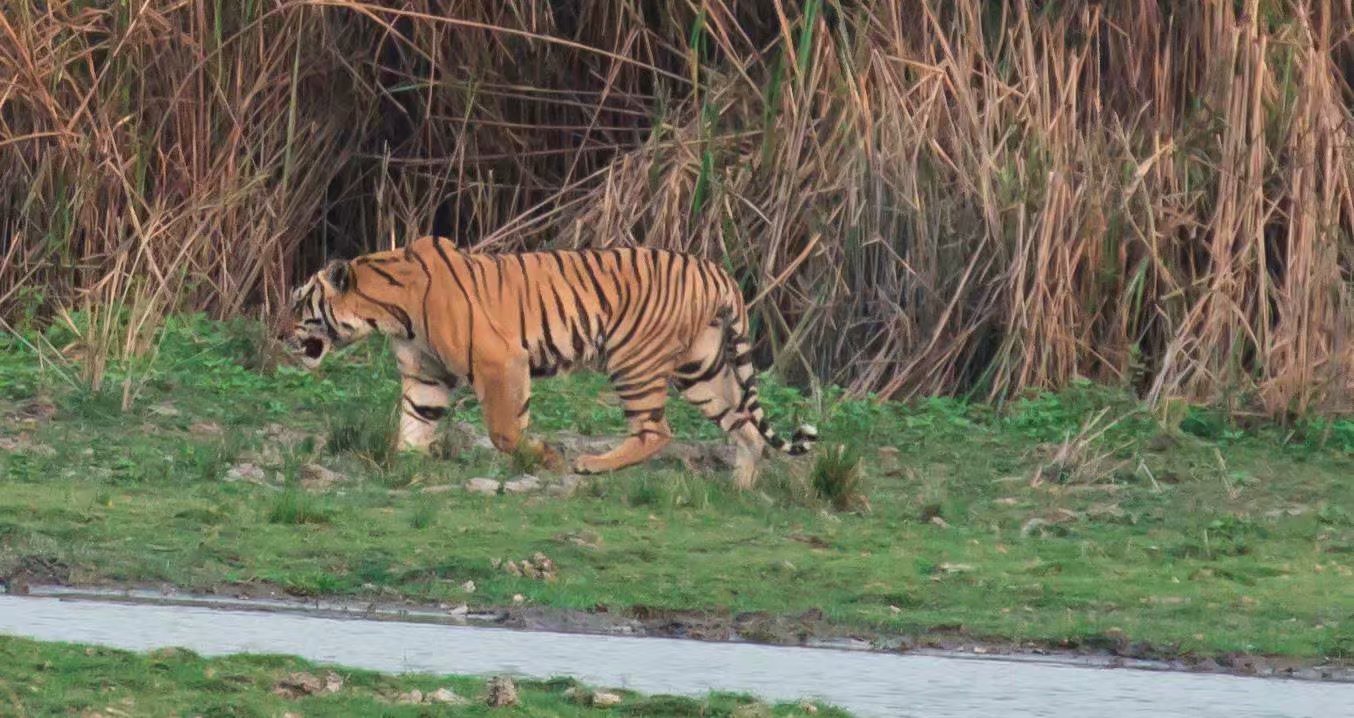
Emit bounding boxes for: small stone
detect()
[272,671,340,699]
[504,560,522,576]
[486,676,519,707]
[546,474,585,498]
[591,691,622,708]
[800,702,819,714]
[929,515,950,528]
[460,580,476,593]
[503,475,543,494]
[465,478,501,496]
[149,402,181,417]
[322,671,343,693]
[732,703,773,718]
[300,463,346,491]
[188,421,223,436]
[422,484,460,494]
[224,463,267,484]
[428,687,467,705]
[396,688,424,704]
[512,593,525,604]
[448,603,469,618]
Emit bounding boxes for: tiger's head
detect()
[282,256,422,370]
[280,260,363,370]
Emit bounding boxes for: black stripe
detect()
[578,251,613,315]
[367,264,404,287]
[617,386,665,403]
[407,247,435,345]
[404,395,448,421]
[518,398,531,418]
[351,274,414,339]
[431,238,477,382]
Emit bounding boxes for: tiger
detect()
[280,235,817,488]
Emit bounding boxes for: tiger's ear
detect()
[323,259,351,292]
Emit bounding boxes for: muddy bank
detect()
[7,579,1350,684]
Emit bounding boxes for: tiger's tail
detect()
[719,307,818,456]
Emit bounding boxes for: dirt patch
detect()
[0,555,73,594]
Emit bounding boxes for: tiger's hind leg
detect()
[572,372,673,475]
[674,325,766,489]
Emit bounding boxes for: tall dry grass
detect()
[2,0,1353,416]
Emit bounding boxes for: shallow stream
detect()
[2,594,1351,717]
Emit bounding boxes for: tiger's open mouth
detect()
[301,337,326,360]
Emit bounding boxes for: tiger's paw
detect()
[537,443,565,472]
[571,455,607,475]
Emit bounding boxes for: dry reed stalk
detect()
[1,0,1352,418]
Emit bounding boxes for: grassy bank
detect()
[2,317,1353,663]
[0,635,841,716]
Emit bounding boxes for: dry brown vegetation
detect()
[3,0,1354,415]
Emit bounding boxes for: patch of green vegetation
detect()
[0,635,842,717]
[2,316,1353,662]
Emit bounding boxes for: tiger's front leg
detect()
[394,342,456,455]
[474,356,563,471]
[397,374,454,454]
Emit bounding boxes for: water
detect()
[2,595,1351,718]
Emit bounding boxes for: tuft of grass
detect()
[409,501,438,530]
[327,406,394,466]
[811,444,868,512]
[267,489,333,525]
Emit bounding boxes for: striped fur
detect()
[282,236,817,487]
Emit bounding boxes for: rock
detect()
[485,676,519,707]
[460,580,476,593]
[0,433,54,456]
[504,560,522,576]
[448,603,469,618]
[929,515,950,528]
[591,691,623,708]
[503,475,543,494]
[10,397,57,425]
[732,703,773,718]
[149,402,180,417]
[421,484,460,494]
[272,671,342,698]
[465,478,502,496]
[428,687,467,705]
[300,463,346,491]
[553,529,602,549]
[188,421,223,436]
[512,593,525,604]
[224,463,267,484]
[396,688,424,704]
[546,474,586,498]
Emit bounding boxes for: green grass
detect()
[0,635,842,717]
[2,315,1353,662]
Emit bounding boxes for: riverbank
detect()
[2,317,1352,675]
